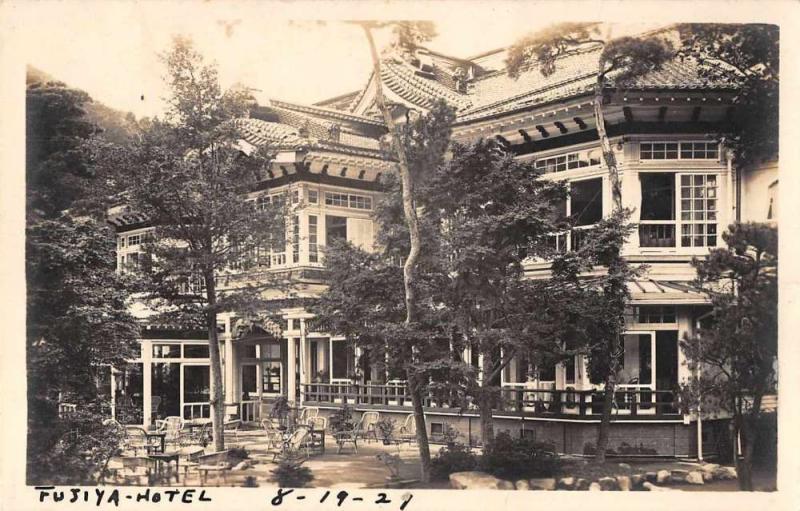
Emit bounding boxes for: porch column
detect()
[223,318,237,419]
[299,319,309,404]
[287,336,297,404]
[142,339,152,426]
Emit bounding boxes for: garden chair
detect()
[332,414,365,454]
[177,444,206,482]
[398,413,422,444]
[123,426,160,455]
[156,416,184,448]
[298,406,319,425]
[273,426,311,461]
[261,418,284,451]
[359,411,380,443]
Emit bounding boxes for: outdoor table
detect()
[144,431,167,453]
[148,452,180,484]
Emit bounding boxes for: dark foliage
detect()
[480,432,560,479]
[430,442,478,480]
[270,451,314,488]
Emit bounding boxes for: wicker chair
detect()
[359,411,380,443]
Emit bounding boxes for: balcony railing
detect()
[639,223,676,248]
[301,383,681,418]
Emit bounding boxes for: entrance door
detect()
[655,331,679,413]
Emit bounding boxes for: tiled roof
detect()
[381,60,473,111]
[271,99,386,129]
[230,118,384,158]
[337,41,740,125]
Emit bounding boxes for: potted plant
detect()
[375,418,397,445]
[269,395,291,428]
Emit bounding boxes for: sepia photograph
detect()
[1,1,797,508]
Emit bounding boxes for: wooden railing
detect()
[302,383,681,418]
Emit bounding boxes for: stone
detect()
[686,471,704,485]
[497,480,515,490]
[617,463,632,471]
[631,474,645,488]
[557,477,575,490]
[645,472,658,483]
[449,471,504,490]
[643,482,671,492]
[598,477,618,491]
[701,471,714,482]
[700,463,720,474]
[670,469,689,483]
[713,466,738,480]
[575,478,590,491]
[529,478,557,491]
[588,482,602,491]
[616,475,632,491]
[232,461,250,471]
[515,479,531,491]
[656,470,671,484]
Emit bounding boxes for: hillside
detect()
[27,65,138,144]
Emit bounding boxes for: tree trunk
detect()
[592,70,625,463]
[408,371,432,482]
[361,23,430,482]
[594,371,616,464]
[736,393,763,491]
[205,270,225,453]
[479,350,495,446]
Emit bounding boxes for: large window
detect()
[331,340,354,380]
[638,173,719,249]
[534,149,601,173]
[183,365,210,405]
[680,174,718,247]
[308,215,319,263]
[326,215,348,245]
[151,362,180,420]
[570,178,603,226]
[292,215,300,264]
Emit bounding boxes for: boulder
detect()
[557,477,575,490]
[588,482,602,491]
[232,461,250,471]
[643,482,671,492]
[616,475,632,491]
[631,474,645,488]
[575,478,590,491]
[656,470,671,484]
[701,471,714,482]
[449,471,504,490]
[645,472,658,483]
[700,463,720,474]
[670,469,689,483]
[497,480,515,490]
[515,479,531,491]
[529,478,557,491]
[713,466,738,480]
[686,471,704,485]
[618,463,632,471]
[598,477,618,491]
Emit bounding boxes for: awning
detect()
[628,279,710,305]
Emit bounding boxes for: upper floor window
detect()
[127,234,141,246]
[535,149,601,173]
[640,141,719,161]
[639,173,718,248]
[308,189,319,204]
[631,305,676,323]
[325,192,372,210]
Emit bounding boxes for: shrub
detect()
[375,418,396,443]
[328,405,354,434]
[431,442,477,480]
[270,450,314,488]
[480,432,560,479]
[228,447,250,461]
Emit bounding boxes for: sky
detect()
[5,1,687,120]
[10,2,561,119]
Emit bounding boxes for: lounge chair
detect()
[274,426,311,461]
[196,450,232,486]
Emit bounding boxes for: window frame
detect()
[639,141,720,162]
